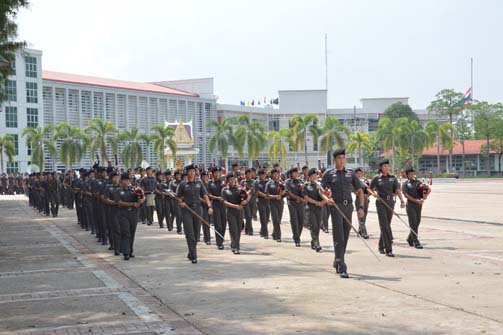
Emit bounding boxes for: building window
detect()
[25,56,37,78]
[27,142,32,156]
[27,108,38,127]
[269,117,280,131]
[6,161,18,174]
[5,106,17,128]
[26,82,38,103]
[11,59,16,74]
[313,141,318,152]
[6,80,16,101]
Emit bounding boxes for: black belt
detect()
[335,199,352,206]
[379,195,394,201]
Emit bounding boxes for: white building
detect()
[0,48,43,173]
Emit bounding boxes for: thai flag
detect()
[455,87,472,107]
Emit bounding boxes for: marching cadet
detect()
[265,168,286,242]
[154,171,166,228]
[208,166,226,249]
[222,172,250,254]
[81,170,95,233]
[40,173,50,216]
[137,168,147,224]
[321,149,365,279]
[93,167,108,245]
[72,169,84,227]
[103,171,122,256]
[169,170,183,234]
[140,167,157,225]
[176,164,213,264]
[402,166,431,249]
[162,171,172,230]
[200,171,212,245]
[47,172,60,217]
[243,168,255,235]
[369,160,406,257]
[354,167,370,239]
[302,168,326,252]
[285,167,305,247]
[117,173,144,260]
[253,168,270,239]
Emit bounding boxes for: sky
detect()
[16,0,503,109]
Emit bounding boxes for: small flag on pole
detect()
[455,87,472,106]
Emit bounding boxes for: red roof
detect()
[42,71,198,97]
[422,140,495,156]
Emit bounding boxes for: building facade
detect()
[0,48,43,173]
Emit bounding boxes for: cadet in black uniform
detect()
[140,167,157,225]
[93,167,108,245]
[200,171,212,244]
[222,172,250,254]
[162,171,173,229]
[176,164,212,264]
[242,169,255,235]
[402,166,431,249]
[47,172,60,217]
[369,160,406,257]
[265,168,286,242]
[253,169,270,239]
[303,168,327,252]
[103,172,122,255]
[285,167,306,247]
[117,173,144,260]
[208,167,226,249]
[81,171,94,232]
[169,170,183,234]
[154,171,166,228]
[321,149,365,278]
[355,167,370,239]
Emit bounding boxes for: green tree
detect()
[319,116,349,166]
[208,118,234,168]
[234,115,267,167]
[395,118,429,168]
[290,114,320,164]
[424,120,454,173]
[347,131,373,167]
[374,117,397,171]
[0,0,29,103]
[454,112,473,175]
[53,122,85,170]
[471,101,503,175]
[85,117,117,164]
[267,128,293,166]
[0,134,15,173]
[150,124,176,170]
[118,126,144,169]
[383,102,419,122]
[22,125,57,171]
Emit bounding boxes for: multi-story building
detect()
[0,48,43,173]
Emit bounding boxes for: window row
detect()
[4,80,38,103]
[4,107,38,128]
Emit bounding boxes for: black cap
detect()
[379,160,390,167]
[258,168,266,175]
[245,168,253,174]
[354,167,363,173]
[173,170,181,176]
[201,170,208,177]
[273,163,280,168]
[110,171,119,178]
[97,166,106,173]
[287,167,298,176]
[106,166,114,173]
[333,148,346,158]
[155,171,163,176]
[121,173,130,180]
[212,166,222,172]
[226,172,235,180]
[232,162,239,168]
[184,164,196,171]
[271,168,279,174]
[164,170,171,175]
[302,165,309,171]
[405,166,415,174]
[308,168,317,176]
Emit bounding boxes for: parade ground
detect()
[0,179,502,335]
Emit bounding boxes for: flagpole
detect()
[470,57,473,102]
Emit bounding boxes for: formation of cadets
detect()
[18,148,431,279]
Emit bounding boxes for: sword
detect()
[330,201,381,262]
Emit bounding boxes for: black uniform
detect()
[160,179,172,230]
[169,179,183,233]
[402,178,424,246]
[253,178,270,238]
[155,178,166,228]
[118,185,140,257]
[370,174,400,254]
[81,178,95,233]
[222,184,245,252]
[285,178,305,245]
[321,168,362,273]
[358,177,370,237]
[208,178,226,247]
[92,177,108,244]
[140,176,157,225]
[176,179,208,261]
[104,181,122,254]
[265,179,284,241]
[201,181,212,244]
[302,180,324,250]
[47,177,60,217]
[243,179,255,235]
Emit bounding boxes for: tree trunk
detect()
[359,148,363,167]
[304,132,308,167]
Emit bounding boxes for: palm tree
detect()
[375,117,397,171]
[0,134,15,174]
[290,114,319,164]
[267,128,293,166]
[425,120,454,173]
[118,126,144,169]
[85,117,117,163]
[208,118,234,168]
[234,115,267,167]
[394,119,429,168]
[347,131,373,167]
[151,124,176,169]
[53,122,85,170]
[22,125,57,171]
[320,116,350,167]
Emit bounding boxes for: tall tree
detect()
[85,117,117,164]
[267,128,293,167]
[0,134,15,173]
[427,89,464,170]
[22,125,56,171]
[395,119,429,168]
[290,114,319,164]
[118,126,144,169]
[375,117,397,171]
[471,101,503,175]
[319,116,349,167]
[53,122,85,170]
[383,102,419,122]
[454,112,473,175]
[234,115,267,167]
[0,0,29,103]
[424,120,454,173]
[347,131,373,167]
[150,124,176,170]
[208,118,234,168]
